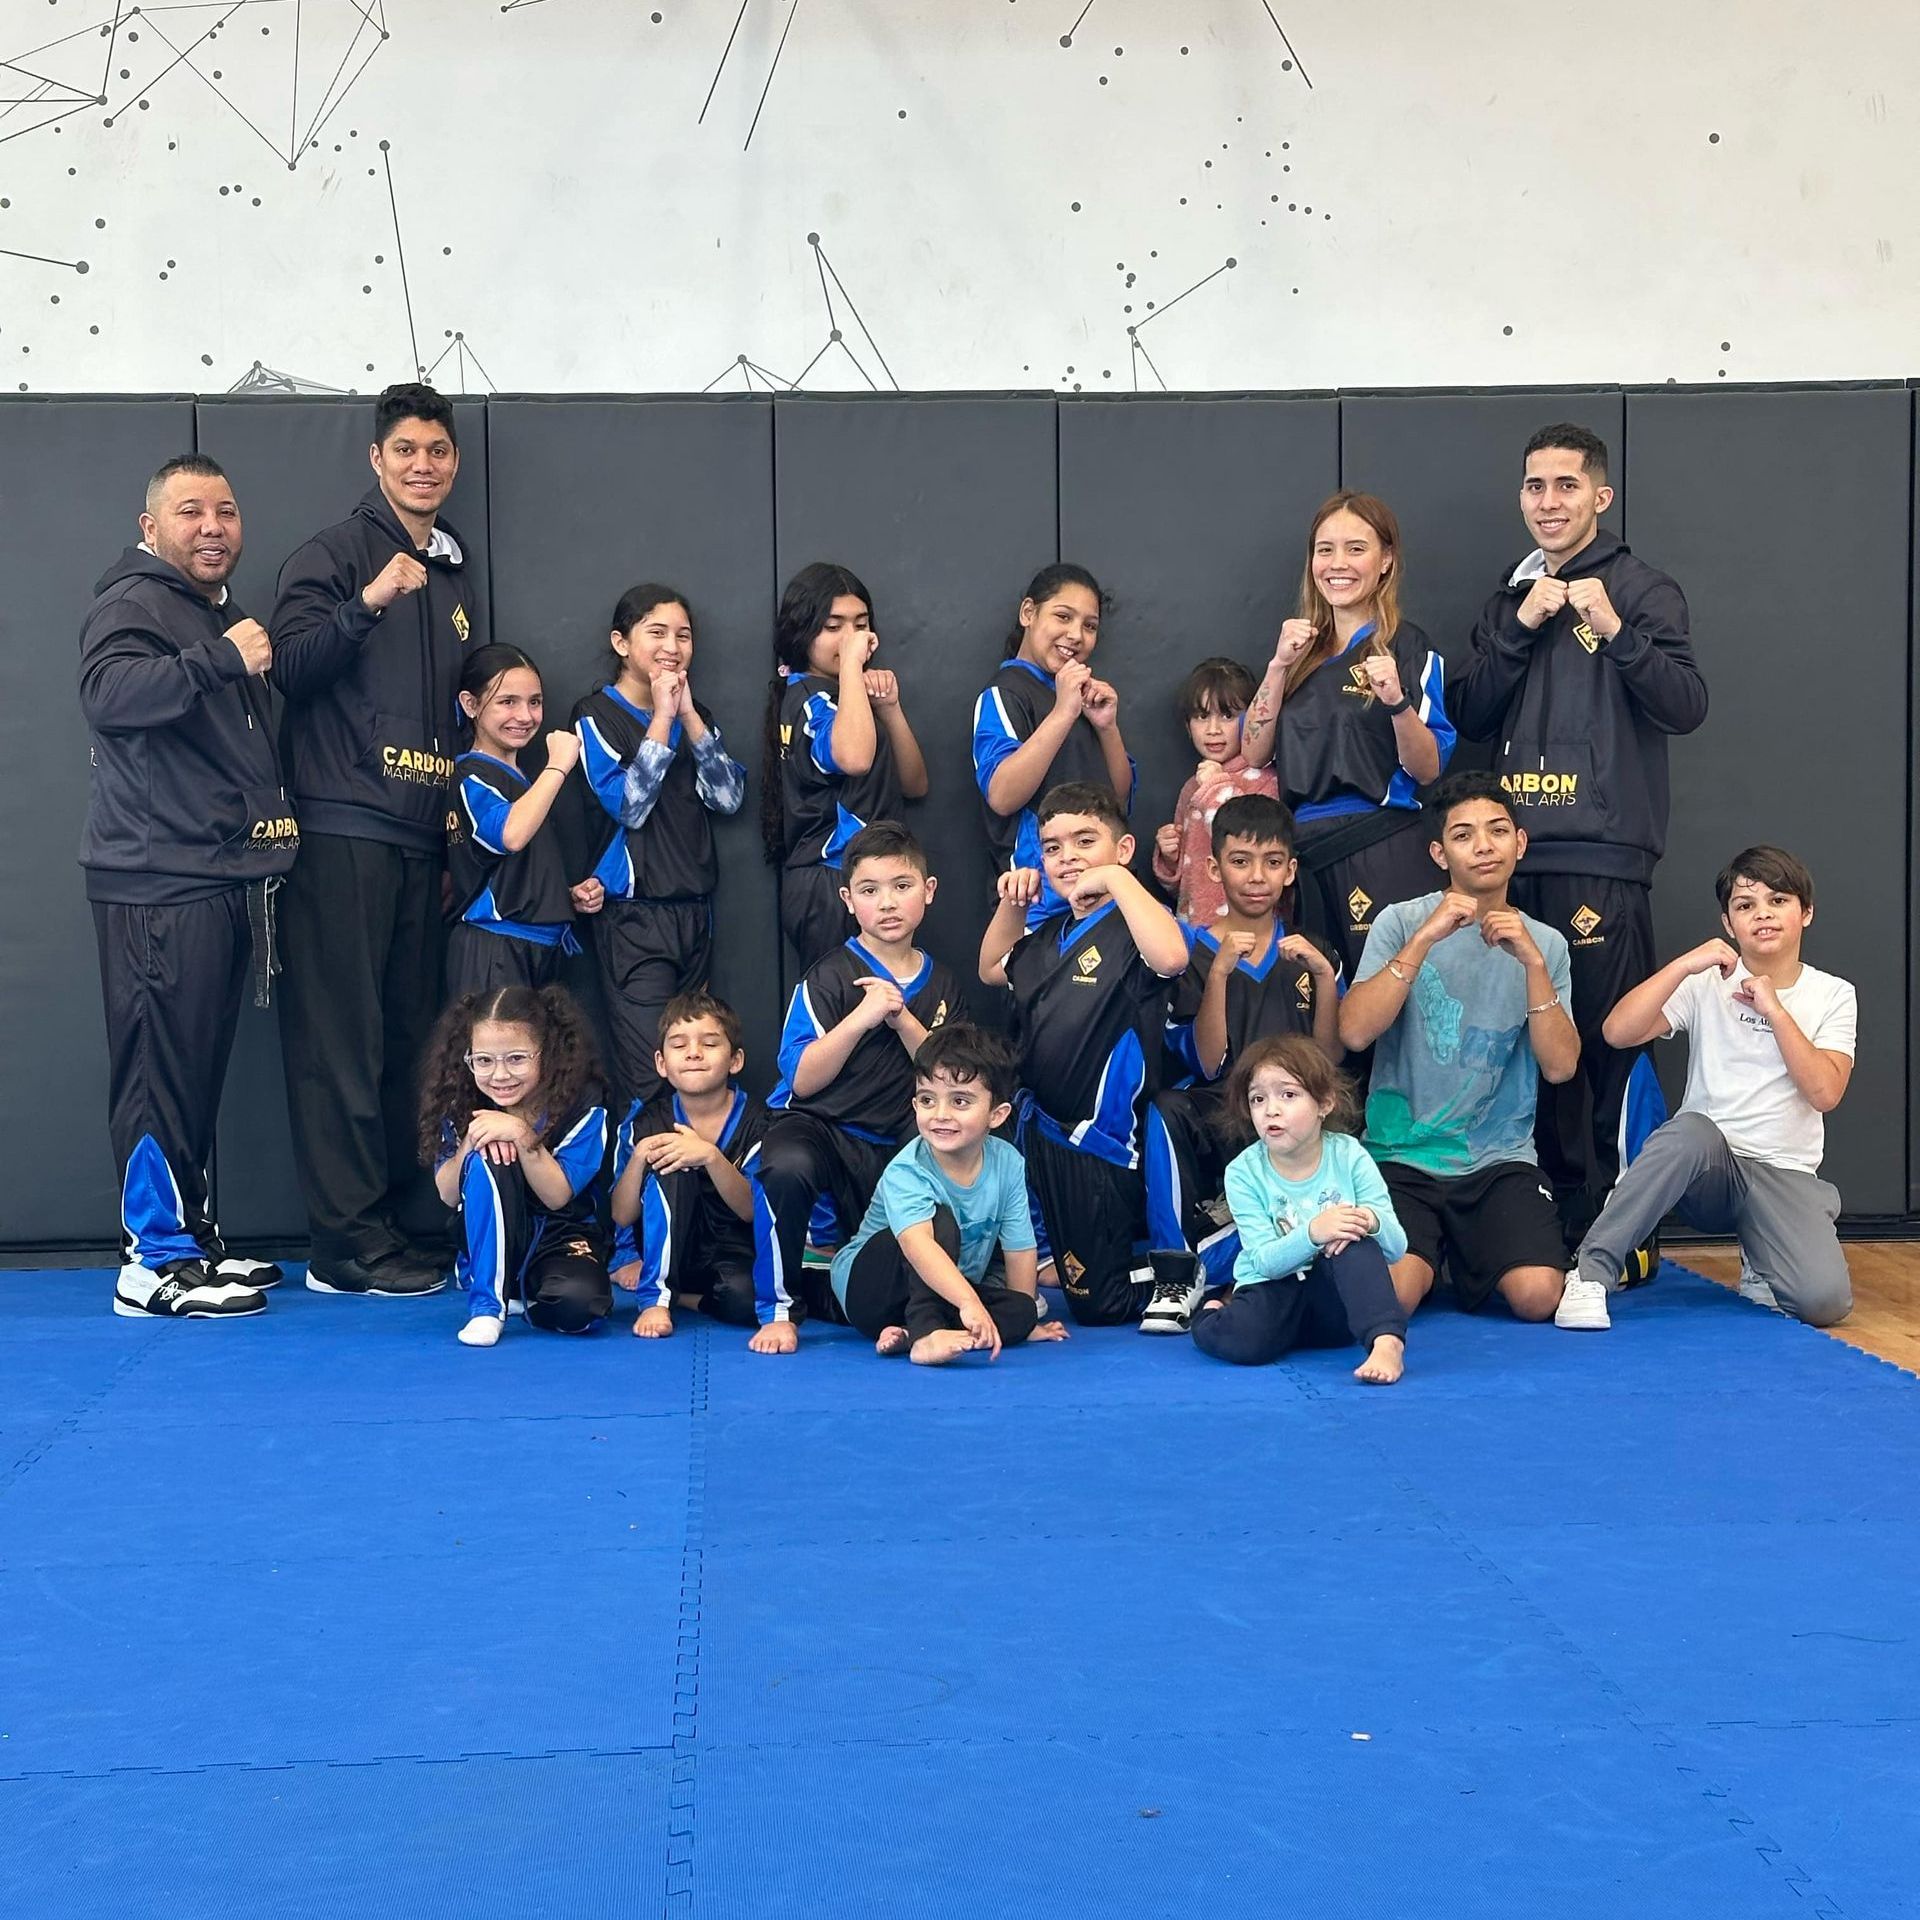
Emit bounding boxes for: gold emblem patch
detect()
[1347,886,1373,925]
[1571,619,1600,654]
[1076,945,1102,977]
[1571,904,1602,939]
[452,604,470,642]
[930,999,949,1029]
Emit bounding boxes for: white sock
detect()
[457,1316,504,1347]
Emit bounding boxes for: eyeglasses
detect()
[465,1050,540,1074]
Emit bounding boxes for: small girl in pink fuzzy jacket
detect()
[1152,658,1280,926]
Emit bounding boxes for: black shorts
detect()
[1381,1160,1566,1312]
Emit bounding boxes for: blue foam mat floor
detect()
[1,1260,1915,1917]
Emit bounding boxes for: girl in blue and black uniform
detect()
[760,562,929,973]
[573,584,747,1107]
[972,562,1136,925]
[447,643,600,996]
[420,982,612,1348]
[1241,493,1455,979]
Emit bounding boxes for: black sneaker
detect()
[305,1251,448,1297]
[213,1255,284,1291]
[1619,1237,1660,1290]
[114,1260,266,1319]
[1139,1250,1205,1335]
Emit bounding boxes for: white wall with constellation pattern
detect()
[1,0,1913,396]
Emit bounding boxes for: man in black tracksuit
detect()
[1454,423,1707,1257]
[80,454,298,1319]
[270,383,479,1296]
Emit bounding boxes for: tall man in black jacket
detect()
[81,455,298,1319]
[271,383,479,1296]
[1454,424,1708,1259]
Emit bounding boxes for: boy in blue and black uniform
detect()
[271,382,479,1296]
[1144,795,1343,1327]
[81,455,299,1318]
[754,822,966,1354]
[980,782,1189,1327]
[610,991,779,1339]
[1455,423,1706,1260]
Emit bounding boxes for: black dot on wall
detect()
[443,246,453,256]
[1708,132,1720,143]
[1503,325,1514,335]
[1071,201,1081,211]
[94,216,105,228]
[75,259,89,274]
[90,325,99,335]
[220,186,230,196]
[201,353,213,366]
[1059,34,1072,47]
[806,231,820,244]
[251,197,260,206]
[167,258,176,267]
[1718,369,1727,378]
[375,254,384,264]
[1720,339,1731,351]
[1282,59,1293,72]
[1099,76,1107,85]
[897,109,906,118]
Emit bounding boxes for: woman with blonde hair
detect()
[1242,491,1454,975]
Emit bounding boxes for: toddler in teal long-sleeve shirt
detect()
[1200,1035,1409,1380]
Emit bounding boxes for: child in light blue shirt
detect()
[831,1025,1070,1366]
[1203,1035,1408,1380]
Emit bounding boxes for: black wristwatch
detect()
[1379,692,1412,716]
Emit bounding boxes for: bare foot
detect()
[1354,1333,1405,1385]
[874,1325,911,1357]
[611,1259,642,1293]
[749,1319,799,1355]
[909,1328,976,1366]
[632,1305,673,1339]
[1025,1320,1070,1343]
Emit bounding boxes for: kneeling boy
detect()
[1338,771,1580,1322]
[756,821,967,1353]
[830,1025,1069,1365]
[610,991,778,1340]
[1145,794,1342,1325]
[980,781,1189,1326]
[1558,846,1855,1330]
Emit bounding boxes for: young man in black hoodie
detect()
[271,383,479,1296]
[80,455,299,1318]
[1454,424,1708,1261]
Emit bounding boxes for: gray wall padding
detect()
[1626,385,1909,1214]
[1,385,1909,1251]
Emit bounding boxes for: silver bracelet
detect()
[1386,959,1412,985]
[1525,998,1559,1016]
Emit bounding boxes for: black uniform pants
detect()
[277,832,447,1265]
[1296,813,1439,980]
[593,897,713,1108]
[1192,1239,1406,1367]
[780,864,854,978]
[457,1152,611,1333]
[92,891,249,1269]
[755,1111,894,1322]
[1024,1126,1150,1326]
[445,924,564,1000]
[1510,873,1656,1242]
[842,1205,1039,1346]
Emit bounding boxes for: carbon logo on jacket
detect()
[1342,662,1372,697]
[930,999,949,1029]
[1347,886,1373,926]
[248,814,300,845]
[1074,946,1103,981]
[1295,970,1313,1007]
[383,744,455,784]
[1570,904,1604,946]
[452,605,471,643]
[445,807,465,846]
[1572,619,1601,654]
[1500,770,1579,808]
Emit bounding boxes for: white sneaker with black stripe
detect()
[1140,1251,1205,1335]
[114,1260,266,1319]
[212,1255,284,1292]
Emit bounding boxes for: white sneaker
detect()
[1139,1254,1204,1335]
[1554,1274,1611,1331]
[213,1255,284,1291]
[457,1315,504,1347]
[114,1260,266,1320]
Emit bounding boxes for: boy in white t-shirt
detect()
[1556,847,1855,1330]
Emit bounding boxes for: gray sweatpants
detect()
[1577,1111,1851,1328]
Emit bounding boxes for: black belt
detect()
[1295,805,1421,870]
